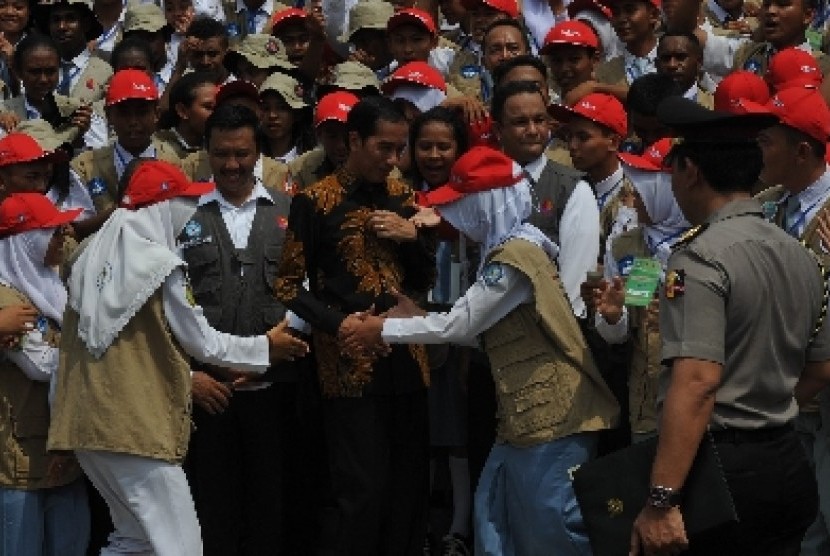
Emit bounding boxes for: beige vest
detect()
[483,239,619,447]
[0,95,83,144]
[153,129,201,161]
[611,229,661,433]
[48,291,193,463]
[181,151,291,194]
[286,146,329,191]
[595,56,628,88]
[735,41,830,76]
[447,49,482,100]
[0,286,80,489]
[70,139,184,213]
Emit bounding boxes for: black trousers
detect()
[319,390,429,556]
[184,383,298,556]
[688,429,818,555]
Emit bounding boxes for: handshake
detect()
[337,288,427,356]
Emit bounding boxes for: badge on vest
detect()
[35,315,47,334]
[618,255,635,277]
[184,220,202,238]
[461,64,480,79]
[540,199,554,215]
[743,59,762,73]
[481,262,504,286]
[277,216,288,230]
[665,269,685,299]
[87,177,107,197]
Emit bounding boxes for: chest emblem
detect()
[665,269,686,299]
[87,177,106,197]
[277,216,288,230]
[184,220,202,238]
[540,199,554,215]
[761,201,778,221]
[481,262,504,286]
[461,64,480,79]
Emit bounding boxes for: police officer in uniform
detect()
[628,96,828,554]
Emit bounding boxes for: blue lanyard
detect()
[786,196,825,236]
[58,62,80,95]
[596,178,623,211]
[646,228,687,255]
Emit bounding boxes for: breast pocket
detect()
[184,244,222,314]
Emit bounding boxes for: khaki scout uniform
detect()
[286,146,334,192]
[66,56,113,104]
[0,95,82,145]
[0,285,81,490]
[153,129,201,160]
[70,139,183,213]
[734,41,830,76]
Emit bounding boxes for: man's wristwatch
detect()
[647,485,682,509]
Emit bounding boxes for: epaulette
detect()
[673,223,709,250]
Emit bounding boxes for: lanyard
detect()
[58,62,81,95]
[596,177,623,211]
[786,196,825,236]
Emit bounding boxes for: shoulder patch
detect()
[665,269,685,299]
[87,177,106,196]
[481,262,504,286]
[673,223,708,250]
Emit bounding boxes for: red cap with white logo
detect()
[549,93,627,136]
[766,88,830,143]
[387,8,437,35]
[314,91,360,127]
[540,20,599,53]
[382,61,447,95]
[105,69,159,106]
[766,47,822,92]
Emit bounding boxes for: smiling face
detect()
[0,0,28,38]
[48,6,90,58]
[414,121,459,188]
[547,44,597,94]
[347,120,409,183]
[611,0,658,47]
[207,125,259,201]
[495,91,550,165]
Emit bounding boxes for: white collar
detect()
[114,141,156,178]
[623,45,657,67]
[683,83,699,100]
[23,96,41,118]
[274,146,297,164]
[706,0,733,24]
[198,179,271,209]
[236,0,273,14]
[790,166,830,209]
[523,154,548,182]
[67,48,91,69]
[595,165,624,200]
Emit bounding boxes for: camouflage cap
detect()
[260,72,308,110]
[324,61,381,93]
[340,0,394,42]
[16,119,78,151]
[35,0,104,40]
[224,34,295,73]
[124,3,169,34]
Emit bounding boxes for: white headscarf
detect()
[438,175,559,266]
[68,197,197,358]
[624,165,690,267]
[0,228,66,324]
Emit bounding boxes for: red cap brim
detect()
[423,184,464,207]
[618,152,662,171]
[43,207,83,227]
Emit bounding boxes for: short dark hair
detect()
[491,54,548,87]
[345,96,406,140]
[13,34,58,73]
[658,31,702,58]
[408,106,470,184]
[482,18,531,53]
[186,15,227,40]
[672,141,763,193]
[626,73,683,116]
[110,37,154,72]
[205,103,261,150]
[491,80,545,123]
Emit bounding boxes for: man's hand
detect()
[593,276,626,324]
[0,304,37,336]
[442,96,488,123]
[410,207,442,228]
[341,314,385,354]
[562,80,599,107]
[368,210,418,242]
[630,505,688,556]
[70,103,93,134]
[0,110,20,132]
[267,319,310,361]
[192,371,232,414]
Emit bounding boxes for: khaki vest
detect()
[0,286,80,489]
[70,140,184,213]
[48,291,193,463]
[611,229,661,433]
[482,239,619,447]
[181,151,291,194]
[447,49,483,100]
[595,56,628,88]
[599,175,636,262]
[545,140,573,168]
[735,41,830,76]
[286,146,331,192]
[153,129,201,161]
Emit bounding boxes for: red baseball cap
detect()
[382,61,447,95]
[314,91,360,127]
[713,70,771,113]
[105,69,158,106]
[0,132,67,167]
[387,8,437,35]
[766,88,830,143]
[767,48,822,92]
[567,0,613,20]
[540,20,599,53]
[618,137,673,171]
[120,160,214,209]
[215,79,261,108]
[270,7,307,31]
[461,0,519,18]
[424,146,523,206]
[0,193,81,237]
[549,93,627,136]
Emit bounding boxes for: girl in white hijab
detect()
[0,192,90,556]
[339,146,618,556]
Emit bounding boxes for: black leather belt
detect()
[709,424,793,444]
